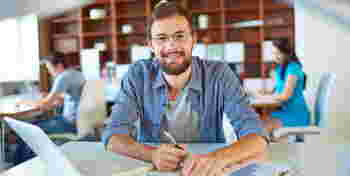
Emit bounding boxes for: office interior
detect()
[0,0,350,175]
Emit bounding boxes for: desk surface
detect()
[0,93,41,118]
[1,142,276,176]
[250,97,281,109]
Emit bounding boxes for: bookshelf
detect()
[46,0,294,78]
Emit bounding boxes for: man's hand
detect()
[151,144,187,172]
[181,154,227,176]
[36,102,52,112]
[182,151,268,176]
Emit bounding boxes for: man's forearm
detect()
[211,133,268,165]
[106,134,157,162]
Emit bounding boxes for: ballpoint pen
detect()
[163,130,183,150]
[162,130,186,169]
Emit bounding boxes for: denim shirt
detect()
[102,57,266,145]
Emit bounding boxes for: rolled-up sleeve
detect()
[222,66,268,140]
[101,67,141,146]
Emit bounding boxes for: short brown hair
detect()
[41,52,67,68]
[147,1,192,40]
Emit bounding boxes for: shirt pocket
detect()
[142,118,161,143]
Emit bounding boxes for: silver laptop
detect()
[4,117,153,176]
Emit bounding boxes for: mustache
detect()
[160,51,185,57]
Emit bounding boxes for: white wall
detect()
[295,1,350,142]
[0,0,94,20]
[294,2,350,175]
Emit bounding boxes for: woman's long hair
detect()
[272,38,306,90]
[272,38,302,80]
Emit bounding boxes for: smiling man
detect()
[103,1,268,176]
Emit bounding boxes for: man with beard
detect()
[102,1,269,176]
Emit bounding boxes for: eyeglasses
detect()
[151,32,192,45]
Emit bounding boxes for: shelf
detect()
[81,17,112,21]
[93,0,111,5]
[115,0,138,3]
[224,4,292,13]
[264,24,293,28]
[114,46,129,51]
[62,51,79,55]
[264,4,293,11]
[245,60,262,64]
[224,7,259,13]
[85,1,111,8]
[53,33,77,39]
[116,32,146,36]
[52,17,78,23]
[194,26,223,32]
[115,14,146,20]
[81,32,112,37]
[190,8,222,14]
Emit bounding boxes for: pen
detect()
[163,130,186,169]
[163,130,183,150]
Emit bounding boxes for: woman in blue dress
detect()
[259,38,311,133]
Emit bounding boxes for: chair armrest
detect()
[272,126,321,139]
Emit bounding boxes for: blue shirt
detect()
[102,57,267,145]
[50,69,85,123]
[271,62,310,126]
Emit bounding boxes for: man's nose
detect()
[164,37,178,48]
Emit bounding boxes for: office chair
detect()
[271,72,336,141]
[266,72,336,175]
[49,80,107,142]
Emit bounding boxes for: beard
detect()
[158,51,192,75]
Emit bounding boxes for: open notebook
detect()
[3,117,154,176]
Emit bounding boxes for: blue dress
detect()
[270,62,311,127]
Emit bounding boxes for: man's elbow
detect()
[106,134,133,154]
[255,135,269,162]
[256,135,268,151]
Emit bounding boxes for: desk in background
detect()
[0,93,42,170]
[249,96,281,121]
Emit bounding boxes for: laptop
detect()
[4,117,153,176]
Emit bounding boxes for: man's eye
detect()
[175,34,185,40]
[157,37,167,41]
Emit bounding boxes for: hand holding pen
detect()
[151,143,187,171]
[148,130,186,171]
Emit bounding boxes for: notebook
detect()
[3,117,154,176]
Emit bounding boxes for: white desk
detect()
[1,142,276,176]
[249,95,281,109]
[0,93,42,169]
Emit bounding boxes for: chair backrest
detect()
[77,80,107,138]
[314,72,336,127]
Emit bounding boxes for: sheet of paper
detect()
[207,44,224,61]
[131,45,152,62]
[263,41,274,62]
[80,49,101,80]
[192,43,207,59]
[224,42,244,62]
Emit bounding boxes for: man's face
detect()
[45,62,56,76]
[149,15,196,75]
[45,62,62,77]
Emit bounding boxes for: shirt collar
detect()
[152,56,203,93]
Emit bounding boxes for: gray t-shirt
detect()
[160,87,200,143]
[50,69,85,123]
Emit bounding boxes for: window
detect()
[0,14,39,82]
